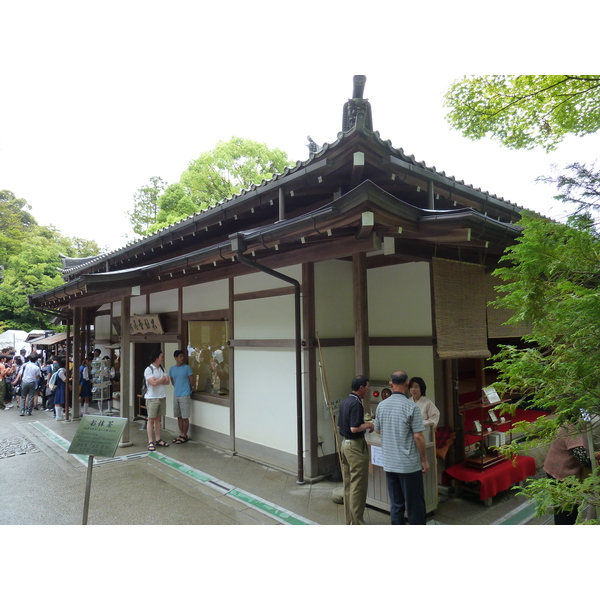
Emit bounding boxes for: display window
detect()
[187,321,229,397]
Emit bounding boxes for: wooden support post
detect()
[352,252,370,411]
[119,296,133,447]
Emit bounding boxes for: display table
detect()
[442,455,536,502]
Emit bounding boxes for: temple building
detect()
[29,76,529,484]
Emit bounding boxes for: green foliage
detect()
[490,210,600,521]
[445,75,600,151]
[0,190,101,332]
[126,176,166,237]
[516,471,600,524]
[492,211,600,421]
[537,162,600,221]
[154,137,293,229]
[0,190,37,265]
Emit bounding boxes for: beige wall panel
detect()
[149,289,178,313]
[234,265,302,294]
[130,296,145,315]
[182,279,229,313]
[369,345,436,399]
[94,314,111,340]
[314,260,354,338]
[234,347,299,454]
[234,295,296,339]
[368,262,432,337]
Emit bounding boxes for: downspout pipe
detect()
[230,233,305,485]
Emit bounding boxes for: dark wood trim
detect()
[233,286,296,302]
[129,334,181,343]
[353,252,369,378]
[369,336,434,346]
[229,339,296,348]
[182,309,230,321]
[302,261,319,478]
[304,336,434,347]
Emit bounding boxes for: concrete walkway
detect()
[0,402,550,526]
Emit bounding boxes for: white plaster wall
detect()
[234,347,298,454]
[234,295,296,339]
[112,301,121,317]
[192,402,230,435]
[370,346,436,403]
[368,261,432,337]
[183,279,229,313]
[130,296,146,315]
[94,315,111,340]
[314,260,354,338]
[234,265,302,294]
[150,289,178,313]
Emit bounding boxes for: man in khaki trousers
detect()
[337,376,374,524]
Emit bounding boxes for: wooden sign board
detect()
[130,314,164,335]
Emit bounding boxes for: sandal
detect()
[155,439,169,447]
[147,442,155,451]
[173,436,188,444]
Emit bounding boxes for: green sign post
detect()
[68,415,128,524]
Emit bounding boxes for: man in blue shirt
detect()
[169,350,194,444]
[374,370,429,525]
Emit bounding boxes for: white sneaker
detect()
[6,402,14,408]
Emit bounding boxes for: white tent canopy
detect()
[0,329,30,353]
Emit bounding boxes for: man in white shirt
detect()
[20,354,42,416]
[144,350,171,451]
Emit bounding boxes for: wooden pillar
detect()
[352,253,370,410]
[228,278,236,452]
[302,262,318,479]
[71,307,83,420]
[119,296,133,447]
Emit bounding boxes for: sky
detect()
[2,1,598,254]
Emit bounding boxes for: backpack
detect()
[48,369,59,392]
[141,364,163,398]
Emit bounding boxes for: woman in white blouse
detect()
[409,376,440,427]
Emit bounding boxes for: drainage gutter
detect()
[230,232,305,485]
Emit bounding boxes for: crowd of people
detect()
[0,346,68,418]
[0,345,116,420]
[186,344,229,395]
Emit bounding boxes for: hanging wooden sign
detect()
[130,314,164,335]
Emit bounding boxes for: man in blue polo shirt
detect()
[169,350,194,444]
[374,370,429,525]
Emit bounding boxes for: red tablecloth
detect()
[442,456,536,500]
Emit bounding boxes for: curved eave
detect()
[59,128,527,278]
[29,181,520,310]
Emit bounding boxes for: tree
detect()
[491,210,600,522]
[1,190,37,266]
[147,137,293,233]
[0,191,101,332]
[444,75,600,151]
[444,75,600,521]
[127,176,166,237]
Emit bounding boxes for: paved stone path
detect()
[0,435,40,459]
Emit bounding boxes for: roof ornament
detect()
[306,135,322,154]
[342,75,373,133]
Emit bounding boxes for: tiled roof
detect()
[58,126,525,277]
